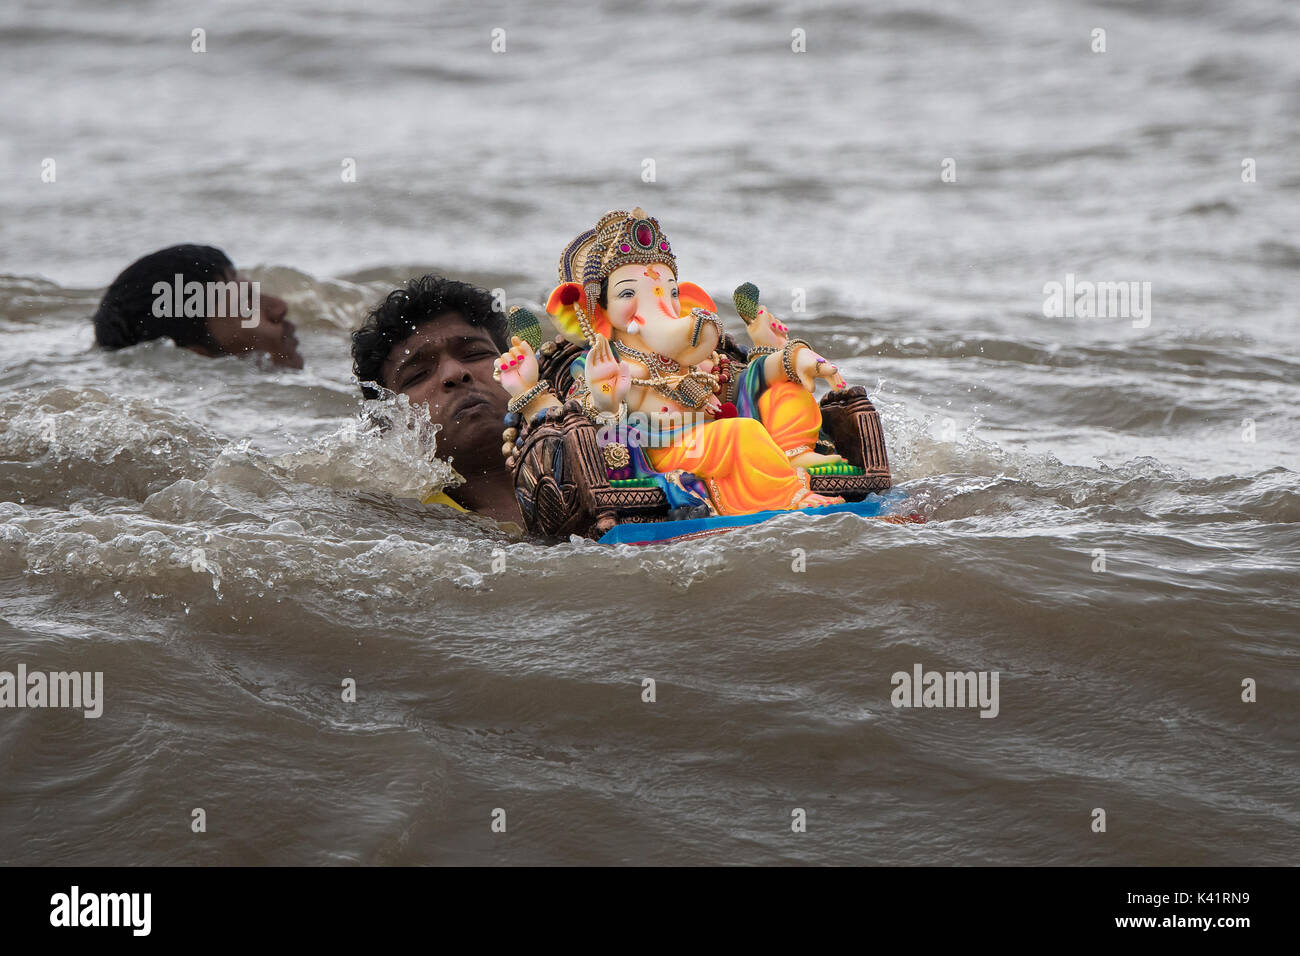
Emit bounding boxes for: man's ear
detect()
[677,281,717,316]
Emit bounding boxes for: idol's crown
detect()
[561,208,676,289]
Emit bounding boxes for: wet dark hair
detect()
[351,274,507,399]
[93,244,231,350]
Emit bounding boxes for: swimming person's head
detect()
[352,274,511,478]
[93,244,302,368]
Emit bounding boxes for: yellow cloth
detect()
[646,416,808,516]
[758,380,823,454]
[421,487,525,536]
[421,489,468,512]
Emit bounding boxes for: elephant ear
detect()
[546,282,610,342]
[677,281,717,316]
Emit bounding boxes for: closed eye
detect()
[617,289,635,299]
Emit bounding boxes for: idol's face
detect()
[605,263,716,363]
[605,262,680,339]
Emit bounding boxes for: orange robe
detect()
[645,416,810,516]
[757,379,823,456]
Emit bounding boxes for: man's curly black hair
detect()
[351,274,508,399]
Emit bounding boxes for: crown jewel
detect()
[557,207,676,287]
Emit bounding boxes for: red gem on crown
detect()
[635,223,654,247]
[619,243,631,253]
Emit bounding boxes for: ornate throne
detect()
[507,333,892,539]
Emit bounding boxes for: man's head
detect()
[92,244,301,368]
[352,275,510,471]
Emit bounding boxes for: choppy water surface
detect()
[0,0,1297,864]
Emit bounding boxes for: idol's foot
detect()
[787,450,846,468]
[793,491,844,509]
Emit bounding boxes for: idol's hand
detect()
[495,335,539,397]
[585,334,631,411]
[793,346,847,391]
[748,306,790,350]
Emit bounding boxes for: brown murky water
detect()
[1,0,1297,864]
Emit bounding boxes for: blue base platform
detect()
[598,489,912,545]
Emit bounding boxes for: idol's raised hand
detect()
[584,333,631,411]
[748,305,790,350]
[495,335,539,397]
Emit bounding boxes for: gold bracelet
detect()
[507,382,550,414]
[580,388,626,426]
[781,339,812,384]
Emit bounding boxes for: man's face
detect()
[204,268,303,368]
[380,313,507,469]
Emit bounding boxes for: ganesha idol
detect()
[494,208,894,538]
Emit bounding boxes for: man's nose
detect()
[440,360,473,389]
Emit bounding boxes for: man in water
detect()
[351,275,520,523]
[93,244,302,368]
